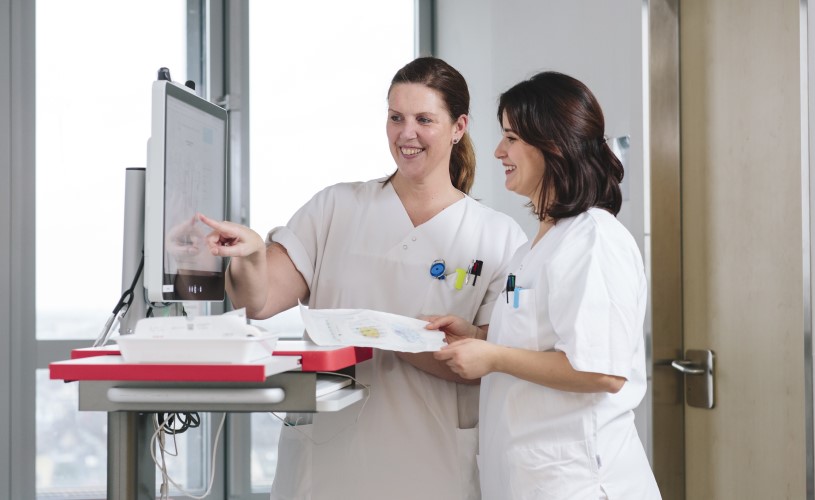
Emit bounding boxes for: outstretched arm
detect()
[199,214,308,319]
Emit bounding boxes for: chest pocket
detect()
[419,270,485,322]
[490,287,539,350]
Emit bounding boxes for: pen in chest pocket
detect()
[505,273,516,303]
[468,259,483,285]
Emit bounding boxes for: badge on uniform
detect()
[429,259,448,279]
[430,258,484,290]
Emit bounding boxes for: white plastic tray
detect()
[116,334,278,364]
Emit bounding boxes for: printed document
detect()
[299,303,445,353]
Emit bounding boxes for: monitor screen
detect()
[144,80,228,302]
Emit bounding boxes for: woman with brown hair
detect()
[201,57,526,499]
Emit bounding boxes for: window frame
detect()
[2,0,36,498]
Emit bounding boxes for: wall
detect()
[436,0,644,244]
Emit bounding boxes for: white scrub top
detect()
[267,179,527,500]
[479,208,661,500]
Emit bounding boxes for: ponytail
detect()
[450,132,476,194]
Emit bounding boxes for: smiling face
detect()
[494,111,546,209]
[386,83,466,184]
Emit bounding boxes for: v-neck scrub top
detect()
[479,208,661,500]
[267,179,527,500]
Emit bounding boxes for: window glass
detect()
[247,0,414,490]
[248,0,415,243]
[36,0,186,340]
[250,412,286,489]
[35,369,210,498]
[35,370,107,497]
[35,2,209,498]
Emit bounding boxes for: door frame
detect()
[804,0,814,496]
[647,0,684,498]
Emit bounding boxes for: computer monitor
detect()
[144,79,228,303]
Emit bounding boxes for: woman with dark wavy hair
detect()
[431,72,661,499]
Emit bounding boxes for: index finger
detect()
[197,213,226,231]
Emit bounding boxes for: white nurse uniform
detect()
[479,208,661,500]
[267,178,527,500]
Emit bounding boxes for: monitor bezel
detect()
[144,80,228,303]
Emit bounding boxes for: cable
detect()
[92,253,144,347]
[151,412,227,500]
[315,371,371,424]
[157,412,201,435]
[269,371,371,445]
[146,301,187,319]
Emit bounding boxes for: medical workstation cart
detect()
[50,341,372,499]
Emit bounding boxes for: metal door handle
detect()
[671,349,715,409]
[671,359,706,375]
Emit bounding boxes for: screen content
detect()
[162,93,225,300]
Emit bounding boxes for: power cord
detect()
[146,301,187,319]
[151,412,226,500]
[269,371,371,445]
[158,412,201,435]
[92,253,144,347]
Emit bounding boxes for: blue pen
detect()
[513,287,523,309]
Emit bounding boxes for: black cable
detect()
[157,412,201,435]
[93,252,145,347]
[111,253,144,318]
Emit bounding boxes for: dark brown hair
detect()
[497,71,624,220]
[386,57,475,194]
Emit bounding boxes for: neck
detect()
[531,218,555,248]
[391,173,464,227]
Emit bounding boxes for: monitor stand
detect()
[119,167,147,335]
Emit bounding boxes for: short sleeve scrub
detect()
[479,208,661,500]
[268,179,528,500]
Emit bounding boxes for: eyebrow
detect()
[502,127,517,134]
[388,108,439,117]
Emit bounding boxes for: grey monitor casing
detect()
[144,80,228,303]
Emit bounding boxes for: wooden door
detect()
[651,0,808,498]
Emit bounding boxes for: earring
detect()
[452,137,459,145]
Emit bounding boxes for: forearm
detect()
[396,352,480,385]
[493,348,625,393]
[225,250,271,317]
[227,243,308,319]
[475,325,488,340]
[400,322,490,382]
